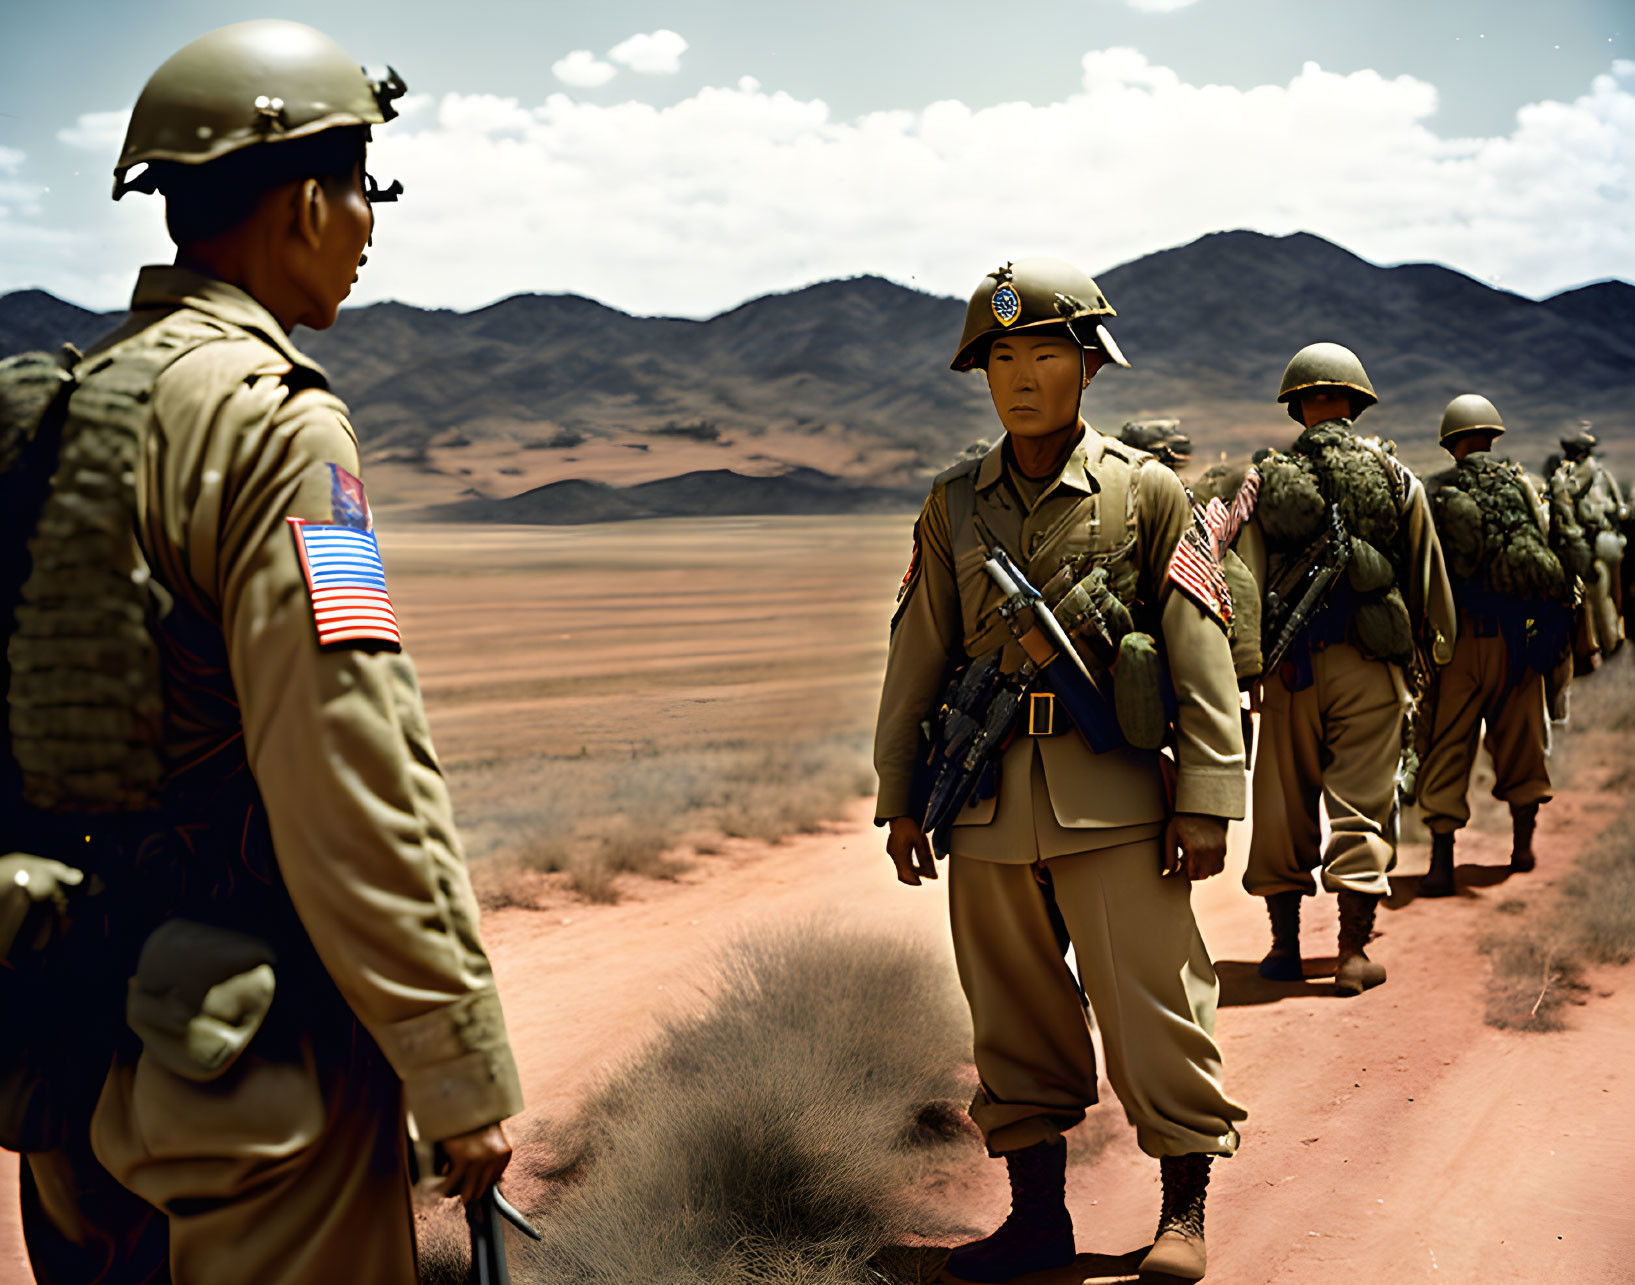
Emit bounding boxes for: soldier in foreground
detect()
[1237,344,1455,993]
[1550,426,1626,669]
[1416,396,1576,894]
[876,259,1248,1282]
[0,22,522,1282]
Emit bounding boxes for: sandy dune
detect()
[4,517,1633,1283]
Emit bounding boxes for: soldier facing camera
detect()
[874,257,1248,1283]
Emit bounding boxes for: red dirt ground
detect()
[8,773,1631,1284]
[4,518,1632,1282]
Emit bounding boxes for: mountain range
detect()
[3,230,1630,521]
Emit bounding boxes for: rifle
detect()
[918,652,1028,838]
[982,546,1124,755]
[1262,504,1352,675]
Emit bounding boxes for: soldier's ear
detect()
[293,178,328,250]
[1082,350,1106,386]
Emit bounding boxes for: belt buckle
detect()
[1027,691,1056,736]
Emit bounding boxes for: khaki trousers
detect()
[1417,629,1551,834]
[21,1127,169,1284]
[1245,643,1408,898]
[949,843,1245,1160]
[80,1026,418,1285]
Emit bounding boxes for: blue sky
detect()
[1,1,1629,313]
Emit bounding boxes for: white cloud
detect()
[6,51,1632,314]
[57,110,131,153]
[553,50,617,89]
[608,30,688,75]
[1122,0,1202,10]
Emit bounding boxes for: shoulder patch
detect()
[1168,504,1233,628]
[328,462,373,532]
[287,518,402,650]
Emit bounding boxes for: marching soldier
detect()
[1416,395,1575,894]
[0,22,522,1283]
[876,258,1248,1282]
[1237,344,1455,994]
[1550,426,1626,668]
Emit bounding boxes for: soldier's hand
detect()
[438,1122,513,1205]
[886,817,939,885]
[1165,813,1229,881]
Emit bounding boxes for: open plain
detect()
[5,514,1634,1283]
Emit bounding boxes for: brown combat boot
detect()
[1256,891,1303,981]
[1419,832,1456,897]
[1334,890,1387,995]
[1510,803,1539,872]
[944,1137,1075,1283]
[1140,1153,1211,1280]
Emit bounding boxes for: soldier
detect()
[0,21,522,1283]
[1415,395,1575,895]
[1550,426,1626,667]
[876,258,1248,1283]
[1238,343,1455,993]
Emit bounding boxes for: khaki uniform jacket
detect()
[86,267,523,1143]
[1237,437,1456,671]
[874,427,1246,835]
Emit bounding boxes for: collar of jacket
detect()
[127,265,329,384]
[975,420,1105,497]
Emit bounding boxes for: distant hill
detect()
[4,231,1630,521]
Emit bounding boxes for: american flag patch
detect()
[287,518,402,649]
[1168,508,1233,626]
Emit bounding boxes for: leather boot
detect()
[1334,890,1387,996]
[1140,1153,1211,1280]
[1510,803,1539,873]
[1256,891,1303,981]
[1419,832,1456,897]
[944,1137,1075,1283]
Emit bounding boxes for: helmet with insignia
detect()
[1438,393,1506,448]
[1276,342,1378,424]
[113,20,406,201]
[950,257,1130,372]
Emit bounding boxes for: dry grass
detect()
[467,733,876,908]
[419,925,974,1284]
[1481,651,1635,1031]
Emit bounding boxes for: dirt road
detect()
[5,515,1631,1281]
[6,779,1632,1283]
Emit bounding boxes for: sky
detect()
[0,0,1630,316]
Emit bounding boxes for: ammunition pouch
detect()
[126,919,277,1083]
[1113,632,1169,750]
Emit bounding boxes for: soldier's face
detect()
[289,162,375,330]
[985,335,1094,438]
[1298,389,1353,427]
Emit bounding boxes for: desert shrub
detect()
[474,734,874,907]
[1481,650,1635,1030]
[510,924,973,1284]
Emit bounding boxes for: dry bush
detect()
[1481,650,1635,1030]
[474,734,874,907]
[510,924,974,1284]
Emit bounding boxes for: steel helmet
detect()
[951,257,1129,372]
[1438,393,1506,448]
[114,20,405,200]
[1276,342,1378,423]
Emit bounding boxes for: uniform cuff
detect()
[377,987,525,1141]
[1175,768,1246,820]
[874,784,913,825]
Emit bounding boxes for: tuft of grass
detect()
[509,924,974,1284]
[473,734,874,908]
[1481,650,1635,1030]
